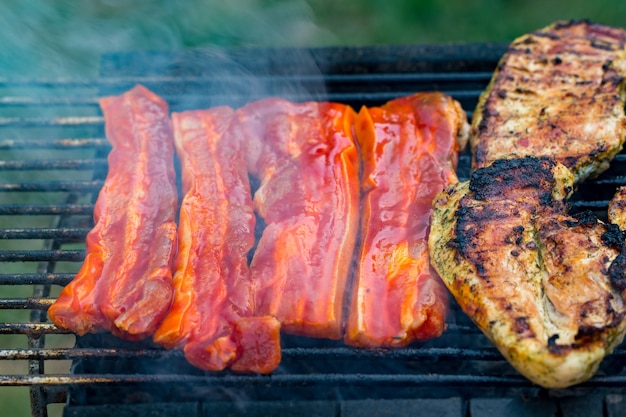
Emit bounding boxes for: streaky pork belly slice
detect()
[48,84,178,341]
[237,97,360,340]
[153,107,280,373]
[345,92,469,347]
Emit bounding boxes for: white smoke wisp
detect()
[0,0,339,79]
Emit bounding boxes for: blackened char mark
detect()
[609,253,626,293]
[531,30,561,41]
[451,203,510,253]
[553,19,592,31]
[592,39,618,52]
[601,223,625,250]
[602,221,626,294]
[451,199,515,281]
[514,316,534,338]
[504,225,524,245]
[475,105,499,138]
[469,157,557,202]
[576,324,609,344]
[473,143,489,168]
[547,334,571,355]
[565,210,600,228]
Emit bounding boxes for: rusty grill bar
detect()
[2,43,626,417]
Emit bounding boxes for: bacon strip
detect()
[152,108,280,373]
[238,98,360,340]
[345,92,469,347]
[48,85,178,341]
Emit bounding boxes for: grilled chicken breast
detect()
[429,157,626,388]
[471,20,626,183]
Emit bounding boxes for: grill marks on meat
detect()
[48,85,178,341]
[344,93,468,347]
[237,98,360,340]
[152,108,281,373]
[471,20,626,183]
[431,20,626,388]
[429,157,626,388]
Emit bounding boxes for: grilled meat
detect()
[471,20,626,183]
[48,85,178,341]
[237,98,361,340]
[344,93,468,348]
[153,108,281,373]
[609,186,626,231]
[429,157,626,388]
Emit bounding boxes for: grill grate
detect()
[2,43,626,417]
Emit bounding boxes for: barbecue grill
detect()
[2,43,626,417]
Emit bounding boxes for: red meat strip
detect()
[237,98,361,340]
[153,107,281,373]
[48,85,178,341]
[344,92,469,347]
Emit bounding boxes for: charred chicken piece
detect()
[344,93,468,348]
[609,186,626,231]
[152,108,281,373]
[471,20,626,183]
[429,157,626,388]
[237,98,360,340]
[48,85,178,341]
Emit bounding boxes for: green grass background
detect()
[0,1,625,416]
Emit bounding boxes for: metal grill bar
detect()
[0,323,69,335]
[0,322,477,336]
[0,93,484,118]
[593,177,626,185]
[0,138,108,150]
[0,116,104,127]
[0,273,74,286]
[0,97,101,107]
[0,204,93,215]
[0,298,56,310]
[0,250,85,262]
[0,346,508,361]
[0,180,103,192]
[0,373,531,387]
[0,159,106,171]
[0,71,495,88]
[0,228,88,240]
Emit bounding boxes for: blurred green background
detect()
[0,1,625,416]
[0,0,624,78]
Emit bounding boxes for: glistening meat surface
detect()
[237,98,360,340]
[48,85,178,341]
[152,107,280,373]
[345,93,469,347]
[470,20,626,183]
[429,157,626,388]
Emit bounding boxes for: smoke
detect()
[0,0,338,78]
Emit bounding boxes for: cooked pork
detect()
[429,157,626,388]
[152,108,281,374]
[470,20,626,183]
[48,85,178,341]
[237,98,361,340]
[344,92,468,348]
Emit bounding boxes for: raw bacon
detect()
[152,107,281,373]
[344,92,469,347]
[48,85,178,341]
[237,98,360,340]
